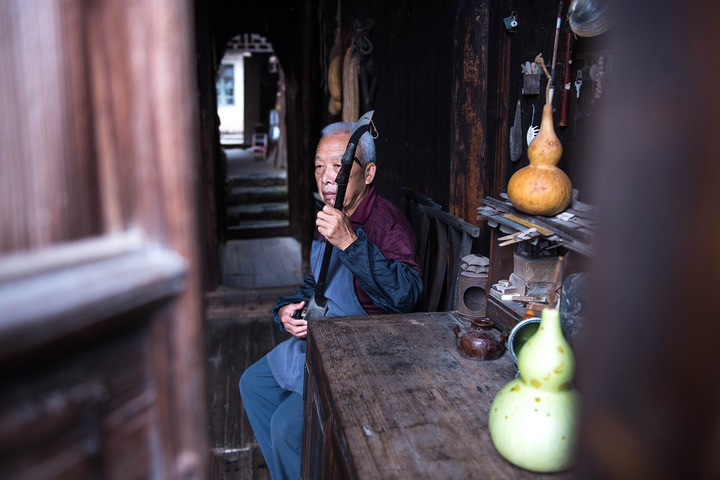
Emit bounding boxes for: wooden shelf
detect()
[479,195,597,328]
[477,195,597,257]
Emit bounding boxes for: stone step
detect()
[227,185,288,204]
[226,203,289,223]
[227,174,286,188]
[231,219,290,230]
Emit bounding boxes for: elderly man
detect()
[239,122,422,479]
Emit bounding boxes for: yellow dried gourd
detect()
[328,55,342,103]
[507,55,572,216]
[342,43,359,122]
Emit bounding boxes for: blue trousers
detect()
[239,355,303,480]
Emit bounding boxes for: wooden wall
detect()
[311,0,602,256]
[199,0,604,267]
[317,0,456,210]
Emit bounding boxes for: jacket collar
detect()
[349,184,376,226]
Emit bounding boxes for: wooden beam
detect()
[0,241,186,364]
[451,0,490,227]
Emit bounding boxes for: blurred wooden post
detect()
[577,1,720,478]
[0,0,209,477]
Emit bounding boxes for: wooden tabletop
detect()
[306,311,573,479]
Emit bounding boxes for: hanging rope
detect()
[352,19,376,112]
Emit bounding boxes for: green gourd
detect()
[488,307,579,472]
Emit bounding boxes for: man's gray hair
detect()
[320,122,376,166]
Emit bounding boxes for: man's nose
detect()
[322,168,336,184]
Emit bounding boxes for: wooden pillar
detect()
[194,0,223,292]
[282,0,321,272]
[82,0,210,476]
[450,0,489,226]
[576,1,720,478]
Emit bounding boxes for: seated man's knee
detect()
[239,362,259,399]
[270,416,302,450]
[269,396,303,449]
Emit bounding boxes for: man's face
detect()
[314,134,376,216]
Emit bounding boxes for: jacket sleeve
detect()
[270,274,316,331]
[339,228,422,313]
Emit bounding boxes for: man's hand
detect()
[279,301,308,338]
[316,205,357,250]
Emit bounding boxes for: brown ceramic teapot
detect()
[453,317,508,361]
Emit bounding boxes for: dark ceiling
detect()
[204,0,308,72]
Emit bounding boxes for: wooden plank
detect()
[206,315,290,451]
[482,197,593,242]
[0,326,154,480]
[0,231,145,284]
[503,213,554,236]
[480,197,594,257]
[0,246,186,363]
[210,450,253,480]
[0,0,101,253]
[206,319,232,450]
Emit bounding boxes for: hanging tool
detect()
[503,12,519,34]
[559,32,574,126]
[527,103,539,146]
[509,99,523,161]
[549,1,565,104]
[354,18,377,112]
[574,70,583,99]
[297,110,376,320]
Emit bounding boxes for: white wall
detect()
[217,51,244,134]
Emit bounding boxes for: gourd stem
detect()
[534,54,552,105]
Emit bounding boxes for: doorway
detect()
[217,33,290,241]
[215,33,302,290]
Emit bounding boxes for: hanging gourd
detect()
[327,9,342,116]
[342,40,359,123]
[507,55,572,216]
[488,258,579,472]
[328,55,342,115]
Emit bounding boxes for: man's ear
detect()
[364,163,377,185]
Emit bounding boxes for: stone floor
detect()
[224,147,285,181]
[221,237,305,289]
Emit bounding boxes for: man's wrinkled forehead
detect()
[315,134,350,159]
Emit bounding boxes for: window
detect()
[216,63,235,106]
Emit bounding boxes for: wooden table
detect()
[301,311,573,479]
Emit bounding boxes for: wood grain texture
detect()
[451,0,490,228]
[83,1,210,475]
[304,312,573,479]
[0,245,185,364]
[418,206,480,311]
[0,326,155,480]
[206,316,290,451]
[0,0,101,253]
[194,0,223,292]
[1,0,209,478]
[206,287,292,480]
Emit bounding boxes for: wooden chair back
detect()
[250,133,268,160]
[399,187,442,245]
[417,205,480,312]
